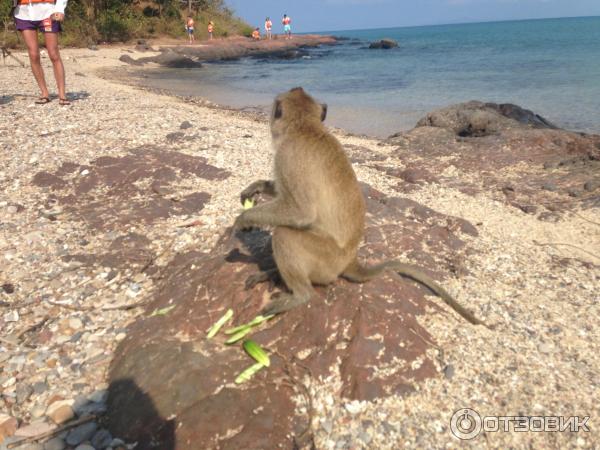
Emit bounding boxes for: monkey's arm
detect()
[240,180,276,205]
[234,198,316,230]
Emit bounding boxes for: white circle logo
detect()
[450,408,482,440]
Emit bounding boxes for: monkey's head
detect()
[270,87,328,135]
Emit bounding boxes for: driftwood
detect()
[7,415,97,448]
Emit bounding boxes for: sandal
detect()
[35,97,50,104]
[59,98,71,106]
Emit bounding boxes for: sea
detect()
[136,16,600,138]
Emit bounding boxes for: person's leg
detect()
[21,29,50,99]
[43,32,66,101]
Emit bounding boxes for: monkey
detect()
[233,87,485,326]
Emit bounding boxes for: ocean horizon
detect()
[135,16,600,137]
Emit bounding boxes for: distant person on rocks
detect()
[282,14,292,39]
[252,27,260,40]
[264,17,272,39]
[12,0,70,105]
[208,21,214,40]
[186,16,195,44]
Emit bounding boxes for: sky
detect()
[225,0,600,32]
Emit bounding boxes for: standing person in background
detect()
[264,17,272,40]
[185,16,195,44]
[282,14,291,40]
[12,0,70,105]
[207,21,214,40]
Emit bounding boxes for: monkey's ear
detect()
[274,100,283,119]
[321,103,328,122]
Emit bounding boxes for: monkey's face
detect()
[271,88,328,134]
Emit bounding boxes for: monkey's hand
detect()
[233,211,258,232]
[240,180,276,205]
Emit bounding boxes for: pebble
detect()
[344,401,364,415]
[16,384,34,404]
[7,205,18,214]
[74,445,95,450]
[68,318,84,330]
[14,421,55,437]
[4,311,19,322]
[91,428,113,448]
[538,343,553,354]
[321,419,333,434]
[43,437,66,450]
[443,364,455,379]
[65,422,98,446]
[19,444,44,450]
[33,381,49,395]
[0,414,18,440]
[46,400,75,424]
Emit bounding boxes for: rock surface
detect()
[386,101,600,214]
[369,38,399,49]
[107,184,476,447]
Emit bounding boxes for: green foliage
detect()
[0,0,250,47]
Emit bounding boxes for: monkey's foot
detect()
[262,293,307,315]
[245,269,280,290]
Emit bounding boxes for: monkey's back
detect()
[274,123,366,252]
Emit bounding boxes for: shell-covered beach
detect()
[1,45,599,449]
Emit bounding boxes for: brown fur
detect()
[234,88,485,326]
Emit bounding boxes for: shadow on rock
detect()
[107,378,176,450]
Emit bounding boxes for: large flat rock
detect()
[107,185,478,448]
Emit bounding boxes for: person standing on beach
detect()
[265,17,272,40]
[186,16,195,44]
[282,14,292,39]
[12,0,70,105]
[207,21,214,40]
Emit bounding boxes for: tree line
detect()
[1,0,251,47]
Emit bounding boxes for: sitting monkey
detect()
[234,87,484,326]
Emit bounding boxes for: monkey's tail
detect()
[343,260,486,327]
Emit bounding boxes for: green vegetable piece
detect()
[224,314,275,335]
[150,305,176,317]
[235,362,264,384]
[206,308,234,339]
[225,327,253,344]
[243,340,270,367]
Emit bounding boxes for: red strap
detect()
[19,0,56,4]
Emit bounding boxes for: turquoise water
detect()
[140,16,600,137]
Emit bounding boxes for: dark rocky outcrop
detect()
[119,35,337,68]
[107,184,477,449]
[385,101,600,214]
[369,38,399,49]
[415,101,558,137]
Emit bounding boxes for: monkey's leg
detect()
[263,228,343,315]
[240,179,276,205]
[343,259,486,326]
[245,268,281,290]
